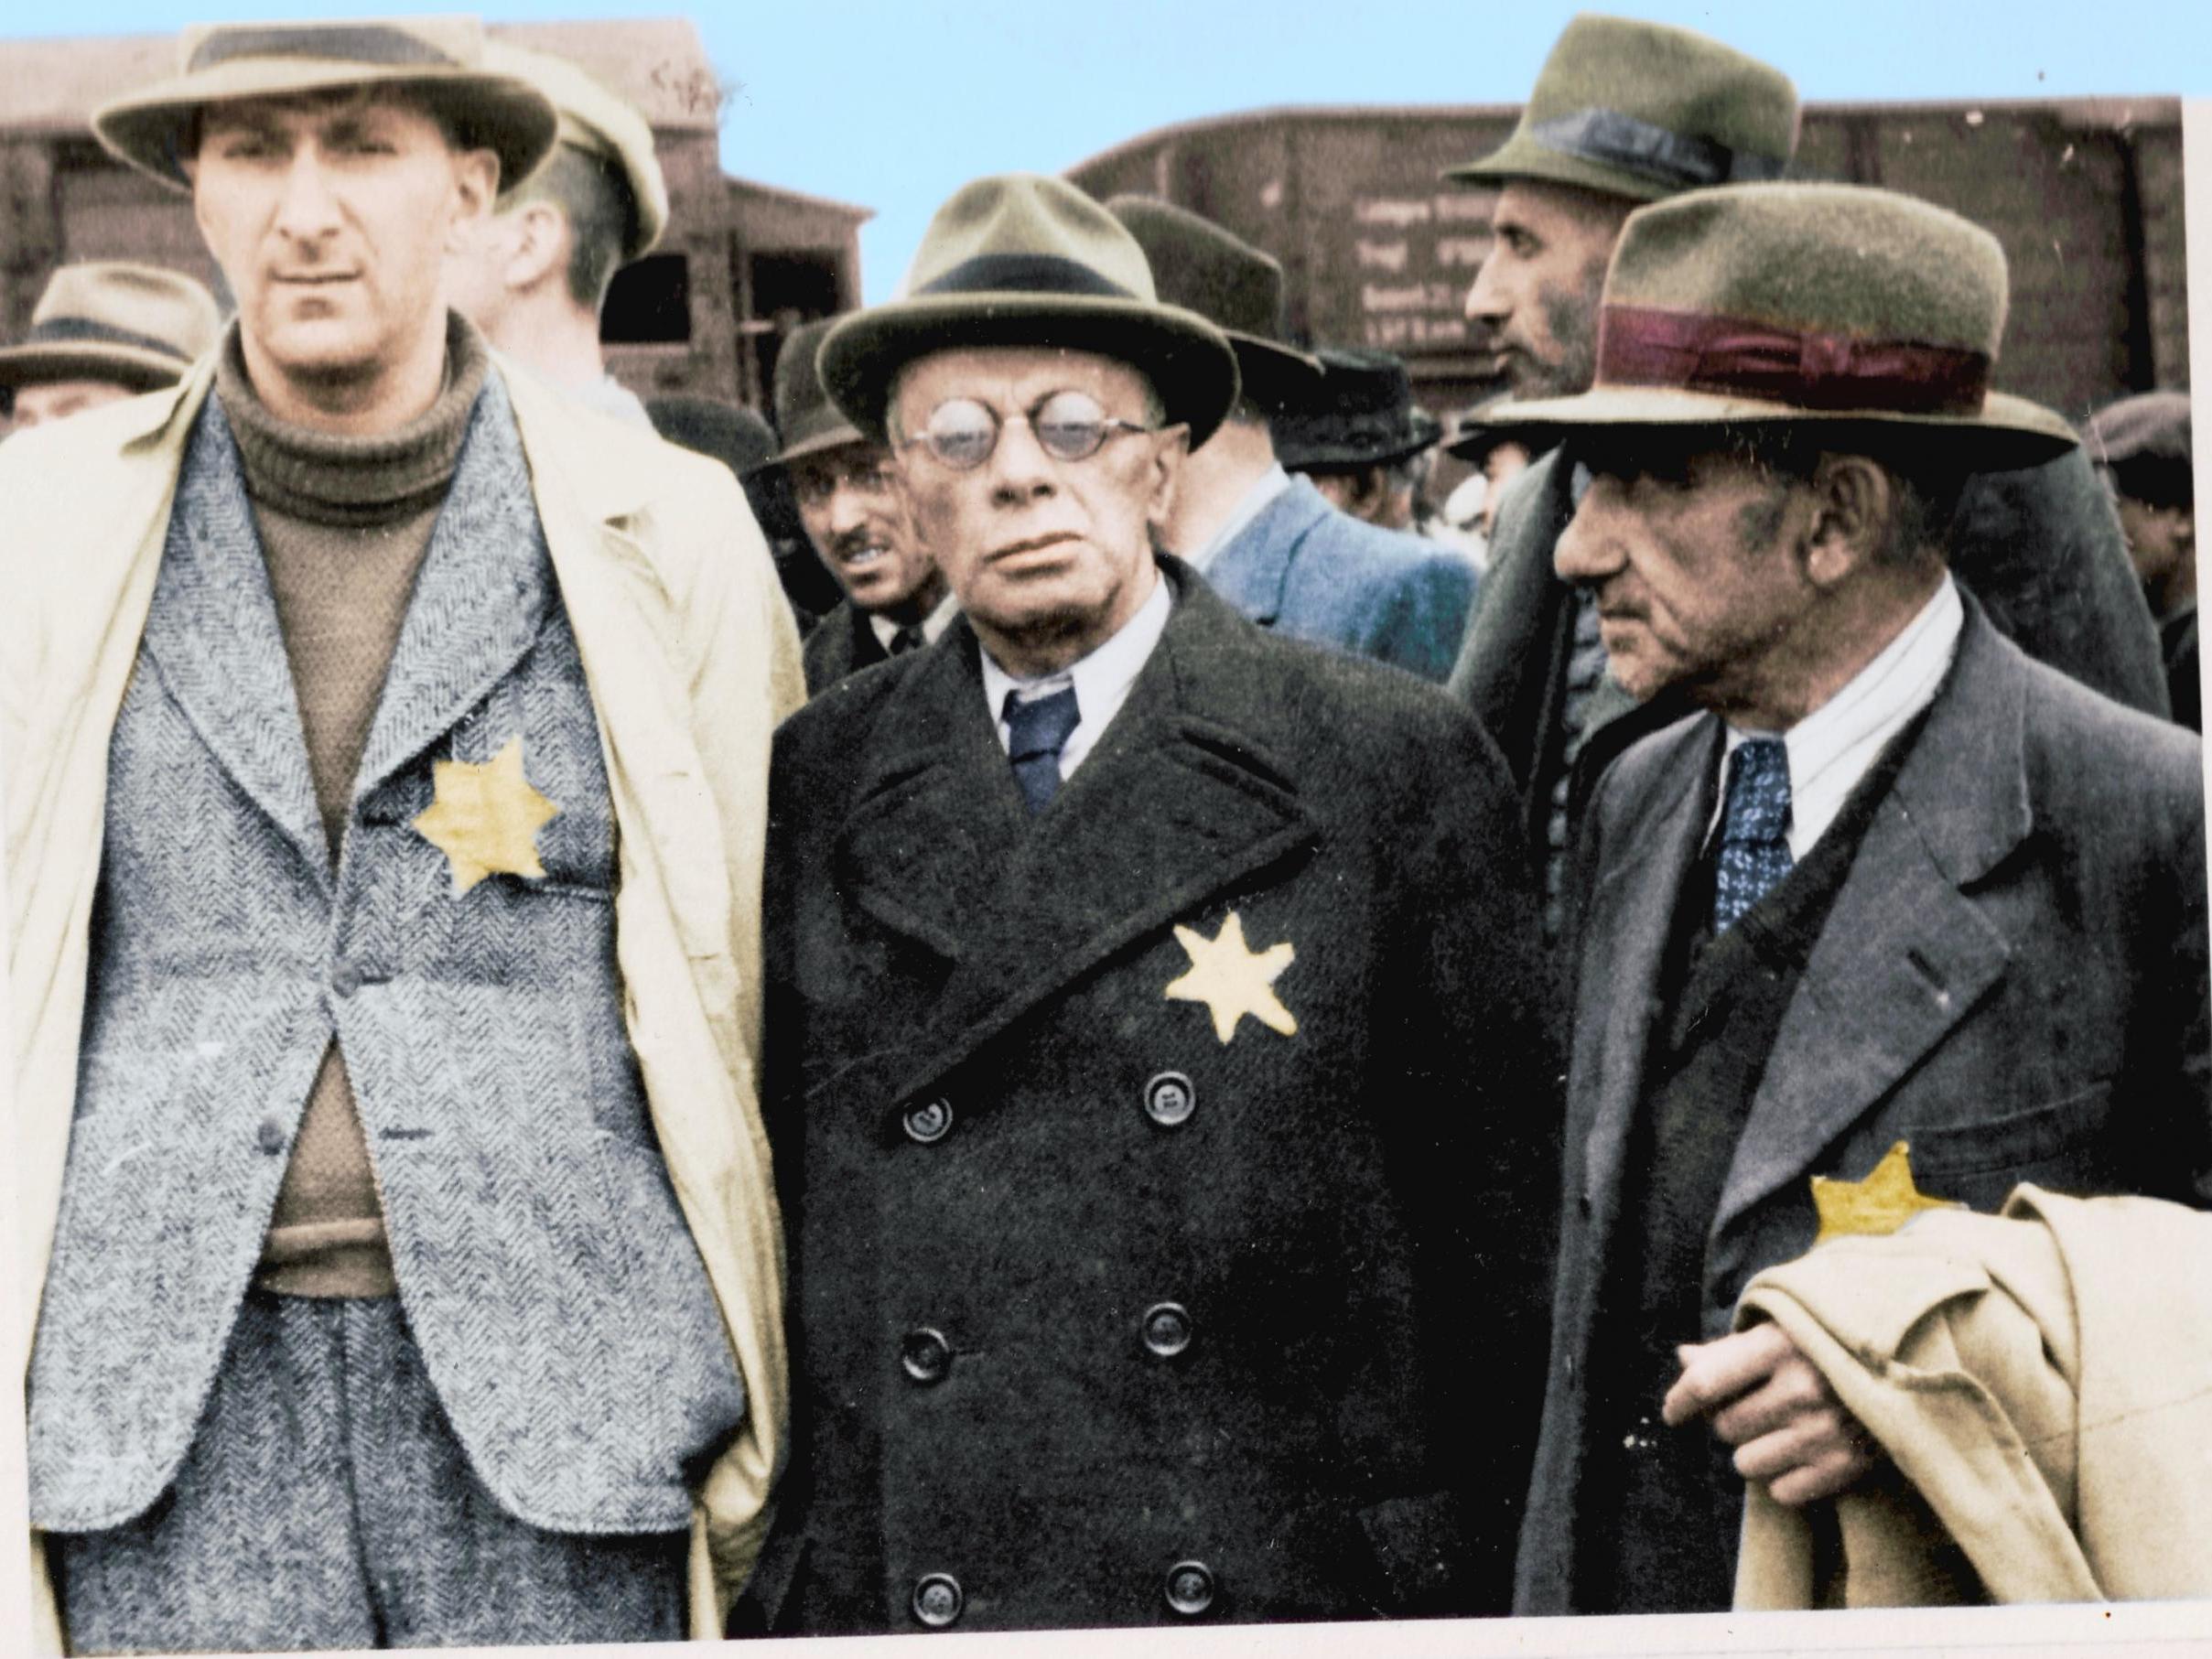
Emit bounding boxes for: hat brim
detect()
[1482,385,2077,471]
[1283,414,1444,472]
[1227,333,1323,415]
[1442,135,1678,205]
[0,339,193,393]
[749,422,872,477]
[819,293,1241,451]
[92,63,558,198]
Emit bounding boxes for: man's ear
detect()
[1802,453,1893,588]
[1146,424,1191,533]
[504,201,569,291]
[442,146,501,253]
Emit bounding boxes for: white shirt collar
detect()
[979,567,1173,781]
[868,588,960,654]
[1185,462,1293,573]
[1716,576,1963,859]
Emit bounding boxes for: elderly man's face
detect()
[1552,438,1812,708]
[1462,181,1632,401]
[191,90,494,393]
[791,439,944,620]
[890,346,1183,673]
[6,378,140,432]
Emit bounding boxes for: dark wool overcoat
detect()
[1516,602,2212,1612]
[1450,442,2174,878]
[759,559,1559,1633]
[801,597,891,695]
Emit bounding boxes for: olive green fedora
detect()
[1491,183,2078,469]
[92,17,559,198]
[0,262,221,393]
[819,174,1240,450]
[755,315,869,473]
[487,40,668,262]
[1104,195,1322,413]
[1445,14,1798,202]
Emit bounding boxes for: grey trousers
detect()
[49,1289,687,1654]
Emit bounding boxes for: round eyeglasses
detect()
[896,390,1156,471]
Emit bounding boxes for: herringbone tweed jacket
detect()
[3,350,804,1650]
[29,375,747,1539]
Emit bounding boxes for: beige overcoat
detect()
[2,353,804,1651]
[1734,1185,2212,1608]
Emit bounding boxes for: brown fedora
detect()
[819,174,1238,449]
[756,316,869,473]
[1103,195,1322,414]
[1445,14,1798,203]
[1489,182,2077,470]
[0,262,221,393]
[93,17,558,197]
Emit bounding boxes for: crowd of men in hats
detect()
[0,11,2206,1654]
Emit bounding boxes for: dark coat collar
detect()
[821,557,1321,1113]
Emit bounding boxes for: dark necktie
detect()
[1003,685,1081,815]
[888,624,926,656]
[1712,737,1794,933]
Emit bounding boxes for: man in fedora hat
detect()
[4,18,800,1651]
[1443,12,2168,946]
[753,315,954,694]
[756,171,1556,1632]
[1274,346,1448,535]
[2088,390,2197,729]
[1106,195,1477,683]
[1498,181,2208,1616]
[444,40,667,428]
[0,261,221,433]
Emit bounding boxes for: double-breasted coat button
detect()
[255,1115,287,1156]
[329,962,362,998]
[1164,1560,1216,1617]
[1578,1188,1594,1218]
[1142,1071,1195,1127]
[901,1328,952,1384]
[901,1098,953,1145]
[912,1572,963,1628]
[1141,1301,1192,1357]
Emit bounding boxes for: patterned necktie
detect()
[1712,737,1794,933]
[1003,686,1082,815]
[888,624,926,656]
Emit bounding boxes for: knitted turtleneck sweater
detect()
[220,314,491,1298]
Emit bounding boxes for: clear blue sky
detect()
[11,2,2207,300]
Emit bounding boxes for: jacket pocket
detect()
[1905,1079,2114,1209]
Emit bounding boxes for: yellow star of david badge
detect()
[1810,1141,1963,1245]
[1163,910,1298,1044]
[411,736,559,898]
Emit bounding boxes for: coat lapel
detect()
[135,396,329,886]
[1203,475,1327,627]
[826,568,1320,1113]
[352,373,548,803]
[1572,716,1720,1233]
[1714,609,2030,1235]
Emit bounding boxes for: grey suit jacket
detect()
[1516,602,2210,1613]
[1206,474,1476,684]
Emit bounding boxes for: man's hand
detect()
[1661,1323,1878,1507]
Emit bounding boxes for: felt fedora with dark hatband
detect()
[1445,14,1799,202]
[487,39,668,261]
[0,262,221,393]
[92,17,559,198]
[1489,182,2078,470]
[1274,348,1442,471]
[1105,195,1322,414]
[755,315,869,473]
[819,173,1239,449]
